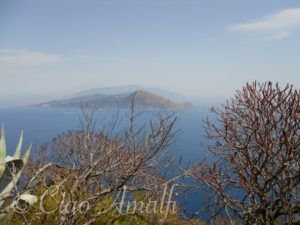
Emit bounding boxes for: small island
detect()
[33,90,193,111]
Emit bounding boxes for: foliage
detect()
[191,81,300,225]
[0,125,36,224]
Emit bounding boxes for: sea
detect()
[0,106,214,218]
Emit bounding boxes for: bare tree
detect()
[21,95,179,225]
[190,81,300,224]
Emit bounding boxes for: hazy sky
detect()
[1,0,300,106]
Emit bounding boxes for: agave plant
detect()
[0,125,37,223]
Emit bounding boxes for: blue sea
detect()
[0,107,210,159]
[0,106,212,217]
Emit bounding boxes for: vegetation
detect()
[2,81,299,225]
[12,96,186,224]
[0,126,37,224]
[190,81,300,224]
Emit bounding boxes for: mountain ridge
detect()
[33,90,193,111]
[66,85,188,102]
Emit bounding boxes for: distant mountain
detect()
[67,85,188,102]
[34,90,193,110]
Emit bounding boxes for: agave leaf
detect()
[0,125,6,177]
[5,156,15,162]
[22,144,31,166]
[0,159,24,204]
[0,167,4,178]
[19,193,38,205]
[0,125,6,159]
[13,131,23,159]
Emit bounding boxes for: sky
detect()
[0,0,300,106]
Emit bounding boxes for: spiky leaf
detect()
[13,131,23,159]
[0,126,6,177]
[0,159,24,207]
[22,144,31,166]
